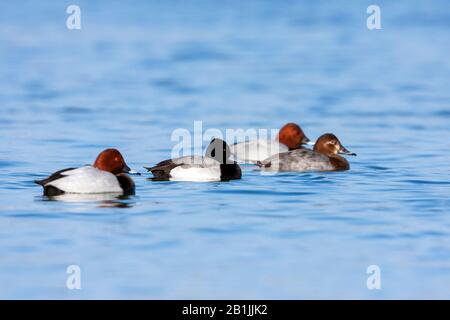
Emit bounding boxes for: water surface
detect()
[0,0,449,299]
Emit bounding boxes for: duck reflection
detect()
[41,193,134,208]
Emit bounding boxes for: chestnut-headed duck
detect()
[229,123,310,163]
[257,133,356,172]
[35,149,136,196]
[145,138,241,182]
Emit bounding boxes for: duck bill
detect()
[338,146,357,156]
[301,136,311,145]
[123,164,141,175]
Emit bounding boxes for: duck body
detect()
[35,166,135,195]
[35,149,135,196]
[146,139,242,182]
[258,149,349,172]
[230,123,310,163]
[230,139,289,163]
[147,155,242,182]
[257,133,355,173]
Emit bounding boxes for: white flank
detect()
[46,166,123,194]
[230,139,289,163]
[169,165,221,182]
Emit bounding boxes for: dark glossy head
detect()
[205,138,232,164]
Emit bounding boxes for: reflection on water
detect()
[0,0,450,299]
[40,193,134,208]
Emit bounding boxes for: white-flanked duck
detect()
[145,138,241,182]
[35,149,136,196]
[229,122,310,163]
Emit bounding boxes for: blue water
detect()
[1,0,449,299]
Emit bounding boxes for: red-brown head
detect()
[93,149,131,175]
[277,123,310,149]
[313,133,356,157]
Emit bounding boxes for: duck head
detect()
[93,149,132,175]
[277,122,310,149]
[313,133,356,157]
[205,138,233,164]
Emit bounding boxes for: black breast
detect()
[220,163,242,181]
[116,174,136,195]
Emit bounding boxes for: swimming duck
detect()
[229,123,310,163]
[145,138,241,182]
[35,149,136,196]
[257,133,356,172]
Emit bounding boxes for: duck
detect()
[145,138,241,182]
[35,149,136,196]
[257,133,356,172]
[229,122,310,163]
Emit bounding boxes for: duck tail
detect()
[256,161,271,168]
[34,179,45,186]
